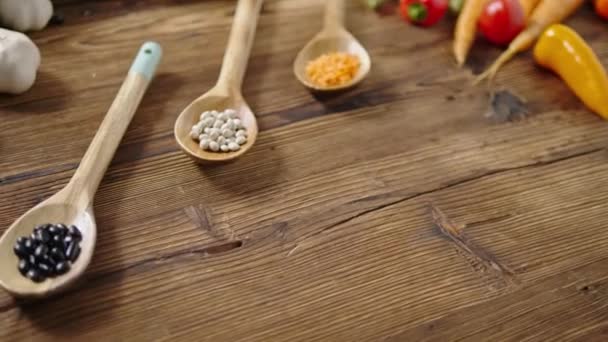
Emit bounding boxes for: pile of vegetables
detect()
[0,0,53,94]
[364,0,608,119]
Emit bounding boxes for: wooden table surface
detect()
[1,0,608,340]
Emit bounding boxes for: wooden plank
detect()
[388,257,608,342]
[2,144,608,340]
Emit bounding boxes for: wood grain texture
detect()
[1,0,607,340]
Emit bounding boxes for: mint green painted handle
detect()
[129,41,162,80]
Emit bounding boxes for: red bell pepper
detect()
[400,0,449,27]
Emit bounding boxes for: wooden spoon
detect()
[0,42,162,298]
[174,0,264,163]
[294,0,371,91]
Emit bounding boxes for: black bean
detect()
[34,229,51,243]
[28,254,36,265]
[66,242,81,262]
[50,247,65,261]
[37,262,52,276]
[48,225,57,235]
[34,224,46,231]
[26,269,45,283]
[18,259,30,276]
[64,235,74,245]
[42,254,57,266]
[54,224,68,236]
[55,262,70,275]
[51,235,65,250]
[34,244,48,258]
[13,242,28,258]
[16,236,27,245]
[23,238,36,252]
[68,225,82,240]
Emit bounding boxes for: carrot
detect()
[475,0,585,83]
[453,0,487,67]
[520,0,541,17]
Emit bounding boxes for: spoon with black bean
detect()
[0,42,162,298]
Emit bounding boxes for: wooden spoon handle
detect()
[324,0,345,31]
[66,42,162,205]
[216,0,264,93]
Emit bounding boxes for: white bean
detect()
[228,142,240,151]
[222,129,234,138]
[209,129,220,140]
[193,109,248,153]
[226,120,236,130]
[204,118,215,127]
[235,136,247,145]
[225,109,237,118]
[190,127,200,140]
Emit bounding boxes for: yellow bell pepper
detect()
[533,24,608,120]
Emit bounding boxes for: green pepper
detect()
[449,0,465,14]
[365,0,388,9]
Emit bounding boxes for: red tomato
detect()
[478,0,525,45]
[400,0,449,27]
[596,0,608,20]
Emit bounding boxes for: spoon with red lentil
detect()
[293,0,371,91]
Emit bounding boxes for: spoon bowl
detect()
[175,89,258,163]
[294,29,371,92]
[294,0,371,92]
[0,198,96,297]
[174,0,264,163]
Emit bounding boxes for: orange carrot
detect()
[475,0,585,83]
[520,0,541,17]
[453,0,487,67]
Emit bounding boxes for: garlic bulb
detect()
[0,0,53,32]
[0,28,41,94]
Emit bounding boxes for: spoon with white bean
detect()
[174,0,263,163]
